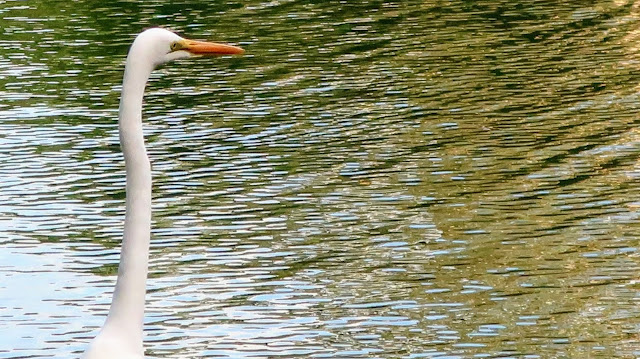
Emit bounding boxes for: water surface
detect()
[1,0,640,358]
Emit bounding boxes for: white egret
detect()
[81,28,244,359]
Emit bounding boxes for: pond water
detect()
[1,0,640,358]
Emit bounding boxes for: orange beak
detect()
[181,39,244,56]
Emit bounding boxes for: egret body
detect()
[81,28,243,359]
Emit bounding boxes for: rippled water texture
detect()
[1,0,640,358]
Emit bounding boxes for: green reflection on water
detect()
[1,0,640,358]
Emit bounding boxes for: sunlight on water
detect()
[1,0,640,358]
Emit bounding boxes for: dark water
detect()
[1,0,640,358]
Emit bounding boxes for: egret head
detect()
[128,27,244,68]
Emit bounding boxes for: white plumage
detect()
[81,28,243,359]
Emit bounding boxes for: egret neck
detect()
[101,56,154,350]
[81,27,243,359]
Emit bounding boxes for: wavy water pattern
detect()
[1,0,639,358]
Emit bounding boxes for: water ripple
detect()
[1,0,640,358]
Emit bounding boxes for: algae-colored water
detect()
[1,1,639,357]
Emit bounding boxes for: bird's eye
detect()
[170,42,180,51]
